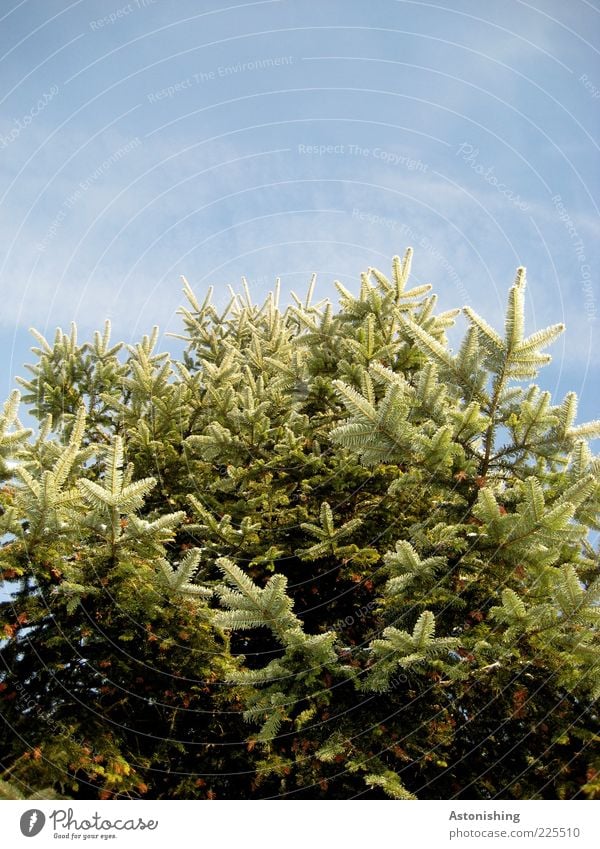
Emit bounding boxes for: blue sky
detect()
[0,0,598,424]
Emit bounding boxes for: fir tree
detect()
[1,250,598,800]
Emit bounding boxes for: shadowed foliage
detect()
[1,251,599,799]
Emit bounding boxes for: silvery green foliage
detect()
[2,249,599,800]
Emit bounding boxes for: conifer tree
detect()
[1,250,598,800]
